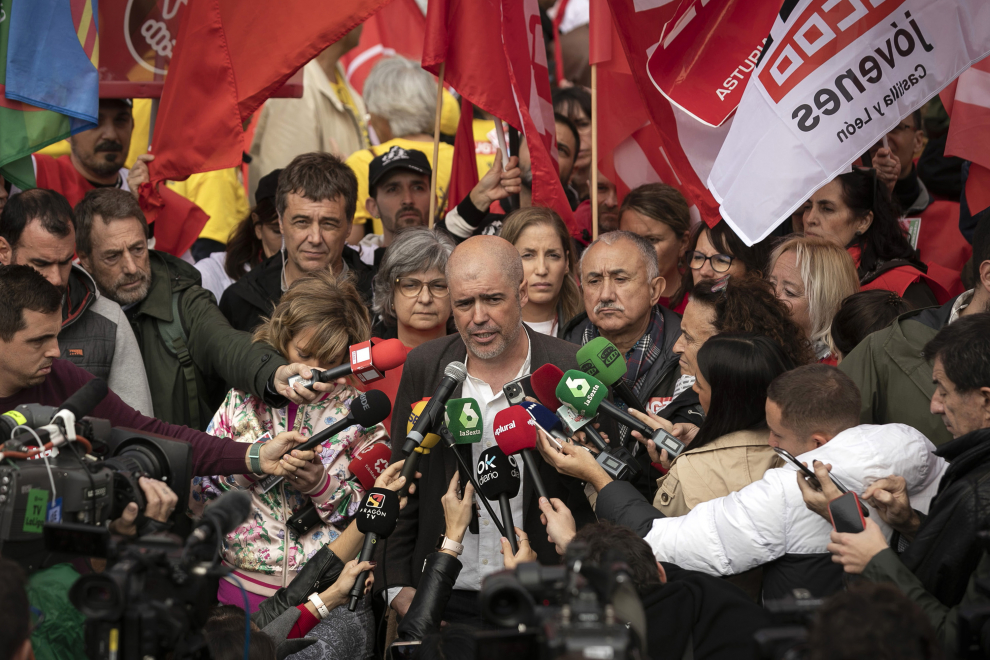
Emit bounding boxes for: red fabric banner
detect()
[340,0,426,95]
[942,57,990,214]
[447,95,480,212]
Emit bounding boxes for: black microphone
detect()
[475,446,521,554]
[186,490,252,547]
[401,362,467,456]
[58,378,109,420]
[348,488,400,611]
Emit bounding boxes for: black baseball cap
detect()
[368,146,432,195]
[256,168,282,205]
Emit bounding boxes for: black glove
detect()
[252,545,346,628]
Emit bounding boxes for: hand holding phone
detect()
[773,447,848,493]
[829,492,869,533]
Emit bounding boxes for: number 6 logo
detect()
[567,376,589,398]
[460,403,480,429]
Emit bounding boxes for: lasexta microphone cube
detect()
[555,370,608,418]
[445,398,484,444]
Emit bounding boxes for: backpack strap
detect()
[157,291,200,427]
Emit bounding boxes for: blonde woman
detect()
[190,270,388,659]
[499,207,583,337]
[768,235,860,364]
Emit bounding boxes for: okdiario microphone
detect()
[288,338,407,390]
[402,362,467,456]
[476,446,521,553]
[493,406,549,500]
[348,444,393,490]
[348,488,400,611]
[186,490,252,547]
[577,337,645,414]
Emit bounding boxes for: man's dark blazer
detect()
[374,325,594,594]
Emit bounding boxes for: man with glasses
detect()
[563,231,683,493]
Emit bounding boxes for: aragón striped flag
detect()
[0,0,99,189]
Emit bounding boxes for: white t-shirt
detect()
[524,318,557,337]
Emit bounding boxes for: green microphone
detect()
[444,398,484,444]
[555,369,609,418]
[576,337,645,413]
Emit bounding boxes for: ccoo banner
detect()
[708,0,990,246]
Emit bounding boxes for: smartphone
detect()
[829,492,868,533]
[772,447,848,493]
[503,374,536,405]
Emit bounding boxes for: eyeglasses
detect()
[396,277,449,298]
[688,251,735,273]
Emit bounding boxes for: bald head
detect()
[446,235,524,290]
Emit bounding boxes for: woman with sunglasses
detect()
[803,169,952,308]
[671,221,773,307]
[367,228,455,431]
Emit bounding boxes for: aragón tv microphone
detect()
[402,361,467,456]
[288,338,407,390]
[476,446,521,553]
[348,488,400,611]
[493,406,549,501]
[186,490,252,548]
[348,443,393,490]
[577,337,645,414]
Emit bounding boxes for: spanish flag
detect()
[0,0,99,189]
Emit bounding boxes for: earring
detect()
[854,230,862,236]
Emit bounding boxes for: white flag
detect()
[708,0,990,246]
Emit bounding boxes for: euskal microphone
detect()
[402,362,467,456]
[348,444,393,490]
[186,490,252,547]
[288,338,407,390]
[348,488,400,611]
[476,446,521,553]
[493,406,549,501]
[398,399,443,492]
[577,337,645,414]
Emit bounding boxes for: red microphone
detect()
[531,364,564,411]
[347,443,394,490]
[493,405,550,500]
[288,338,408,389]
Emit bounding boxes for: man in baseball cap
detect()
[362,146,433,269]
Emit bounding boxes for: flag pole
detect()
[591,63,599,240]
[429,63,446,228]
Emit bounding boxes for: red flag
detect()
[447,96,481,212]
[942,58,990,215]
[340,0,427,94]
[423,0,576,233]
[150,0,391,183]
[138,184,210,257]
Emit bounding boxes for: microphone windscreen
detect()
[370,338,409,371]
[531,364,564,410]
[408,399,441,449]
[555,370,608,418]
[577,337,627,386]
[350,390,392,427]
[444,361,468,383]
[348,443,393,490]
[493,406,537,455]
[204,490,253,537]
[445,398,484,444]
[355,487,400,536]
[59,378,109,420]
[519,401,564,436]
[476,446,521,500]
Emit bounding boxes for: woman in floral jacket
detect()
[190,270,388,659]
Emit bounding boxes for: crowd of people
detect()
[1,17,990,660]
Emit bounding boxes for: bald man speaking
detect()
[378,236,592,625]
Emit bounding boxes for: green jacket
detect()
[125,251,288,430]
[838,300,955,447]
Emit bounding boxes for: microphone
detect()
[402,362,467,456]
[398,398,444,488]
[518,401,569,444]
[186,490,253,547]
[443,397,485,535]
[288,338,407,389]
[476,446,521,553]
[577,337,645,413]
[531,364,564,411]
[348,488,400,611]
[51,378,109,442]
[255,391,391,491]
[493,406,549,501]
[347,443,393,490]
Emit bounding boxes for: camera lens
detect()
[69,573,125,620]
[103,443,169,519]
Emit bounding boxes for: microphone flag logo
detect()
[460,402,480,428]
[366,493,385,509]
[567,376,590,398]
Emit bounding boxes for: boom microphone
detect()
[577,337,645,413]
[402,362,467,456]
[347,444,393,490]
[186,490,252,547]
[57,378,109,421]
[288,338,408,390]
[493,406,549,500]
[348,488,400,611]
[476,446,521,553]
